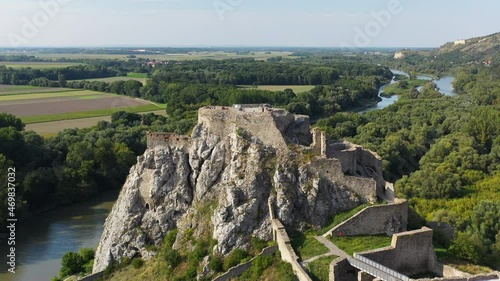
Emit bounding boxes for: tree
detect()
[58,74,67,87]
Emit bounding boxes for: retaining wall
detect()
[212,246,278,281]
[324,199,408,237]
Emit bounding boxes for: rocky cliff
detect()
[93,107,387,274]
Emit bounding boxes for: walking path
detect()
[301,236,348,266]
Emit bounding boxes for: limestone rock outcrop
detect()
[93,107,389,273]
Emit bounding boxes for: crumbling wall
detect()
[326,141,387,197]
[308,158,377,204]
[324,199,408,237]
[147,133,192,150]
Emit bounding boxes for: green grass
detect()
[127,72,148,78]
[329,235,392,256]
[0,85,78,95]
[0,90,105,101]
[380,79,427,97]
[0,62,83,69]
[237,85,315,93]
[290,231,329,261]
[21,104,163,124]
[307,255,338,281]
[434,246,494,274]
[320,203,373,235]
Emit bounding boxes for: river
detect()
[0,191,118,281]
[359,69,456,113]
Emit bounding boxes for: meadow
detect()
[73,73,148,84]
[237,85,315,93]
[25,110,167,136]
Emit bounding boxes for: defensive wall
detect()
[198,107,298,154]
[323,199,408,237]
[329,257,357,281]
[308,157,378,204]
[310,130,393,200]
[271,218,313,281]
[212,246,278,281]
[358,227,437,277]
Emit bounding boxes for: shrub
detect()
[209,255,224,272]
[131,258,144,269]
[223,249,249,271]
[164,249,181,268]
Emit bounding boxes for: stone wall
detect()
[359,227,436,276]
[329,257,357,281]
[212,246,278,281]
[308,158,378,204]
[325,141,387,197]
[198,108,291,153]
[271,219,313,281]
[147,133,192,150]
[324,199,408,237]
[77,271,104,281]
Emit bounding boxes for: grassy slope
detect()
[307,255,338,281]
[290,232,329,261]
[329,235,392,256]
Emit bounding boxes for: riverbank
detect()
[0,190,118,281]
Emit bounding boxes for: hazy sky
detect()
[0,0,499,48]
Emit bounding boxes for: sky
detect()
[0,0,499,48]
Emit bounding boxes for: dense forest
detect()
[1,48,499,273]
[0,111,178,226]
[317,62,500,269]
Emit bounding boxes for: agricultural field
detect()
[0,61,83,69]
[26,110,167,136]
[237,85,315,93]
[72,73,148,84]
[29,51,295,61]
[0,85,78,95]
[0,87,163,124]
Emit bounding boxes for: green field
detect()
[72,72,149,84]
[21,104,162,124]
[0,85,78,95]
[329,235,392,256]
[0,62,84,69]
[0,90,105,101]
[26,110,167,136]
[238,85,315,93]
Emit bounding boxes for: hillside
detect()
[437,32,500,56]
[392,32,499,73]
